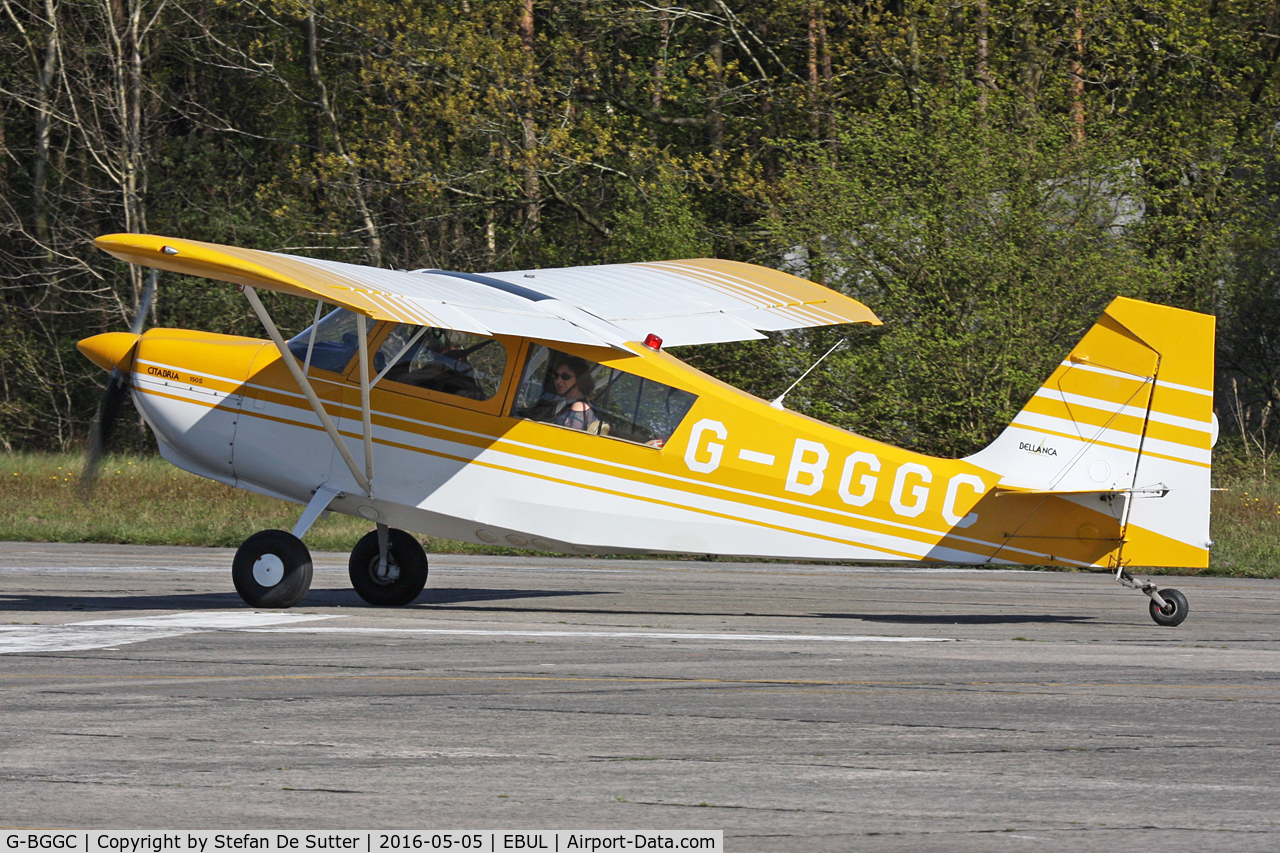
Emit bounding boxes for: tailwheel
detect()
[1148,587,1189,627]
[232,529,313,608]
[349,527,428,606]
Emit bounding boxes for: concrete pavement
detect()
[1,542,1278,851]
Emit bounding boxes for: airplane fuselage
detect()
[127,324,1158,569]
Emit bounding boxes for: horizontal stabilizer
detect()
[992,484,1169,499]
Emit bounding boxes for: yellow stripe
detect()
[1024,395,1148,438]
[1145,418,1211,451]
[1052,364,1150,404]
[1149,384,1215,420]
[134,386,237,413]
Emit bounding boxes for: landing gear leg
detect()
[376,522,390,577]
[1116,568,1189,627]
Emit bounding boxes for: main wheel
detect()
[1149,588,1189,627]
[349,528,428,606]
[232,529,313,608]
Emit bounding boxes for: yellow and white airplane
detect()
[78,233,1217,625]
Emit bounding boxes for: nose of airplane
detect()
[77,332,142,373]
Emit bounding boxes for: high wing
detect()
[95,234,881,350]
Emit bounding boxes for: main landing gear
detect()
[232,524,428,608]
[1117,568,1189,627]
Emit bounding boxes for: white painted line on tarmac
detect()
[0,612,947,654]
[0,611,335,654]
[248,626,952,644]
[0,565,230,573]
[79,612,337,629]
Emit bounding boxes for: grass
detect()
[1207,474,1280,578]
[0,453,517,555]
[1,452,1277,577]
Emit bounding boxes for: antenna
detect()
[770,339,845,410]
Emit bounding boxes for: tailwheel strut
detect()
[1116,568,1189,627]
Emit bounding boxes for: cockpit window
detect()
[510,345,697,447]
[373,325,507,401]
[286,307,361,373]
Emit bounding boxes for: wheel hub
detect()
[370,556,400,585]
[252,553,285,587]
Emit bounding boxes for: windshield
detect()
[286,307,361,373]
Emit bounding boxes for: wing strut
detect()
[356,313,375,491]
[242,285,373,496]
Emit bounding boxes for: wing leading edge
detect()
[95,233,882,349]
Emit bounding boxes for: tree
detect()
[764,100,1162,456]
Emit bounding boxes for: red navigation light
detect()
[643,333,663,351]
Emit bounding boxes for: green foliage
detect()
[0,0,1277,471]
[1218,215,1280,454]
[763,100,1159,455]
[1205,449,1280,578]
[604,170,714,263]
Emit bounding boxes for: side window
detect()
[287,307,361,373]
[374,325,507,401]
[511,345,697,447]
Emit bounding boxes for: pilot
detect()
[549,357,599,431]
[418,329,473,394]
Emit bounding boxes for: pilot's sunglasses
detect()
[556,372,575,380]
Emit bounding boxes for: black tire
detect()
[1149,587,1189,627]
[349,528,428,606]
[232,529,313,608]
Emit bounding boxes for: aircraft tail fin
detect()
[965,297,1216,568]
